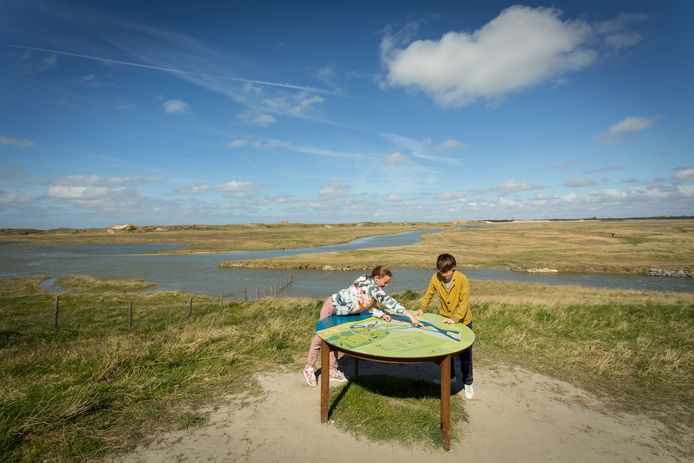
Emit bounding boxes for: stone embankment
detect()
[647,268,693,278]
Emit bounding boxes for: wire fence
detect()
[46,273,294,330]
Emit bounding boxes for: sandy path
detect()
[108,361,682,463]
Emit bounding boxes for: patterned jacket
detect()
[331,274,406,319]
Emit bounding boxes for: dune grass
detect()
[1,275,692,460]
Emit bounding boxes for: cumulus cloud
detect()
[162,99,190,114]
[48,185,110,200]
[0,135,36,147]
[46,175,165,203]
[177,184,209,194]
[381,6,605,107]
[384,151,407,163]
[319,184,350,197]
[564,178,597,187]
[595,116,660,144]
[673,167,694,180]
[216,180,255,192]
[497,178,543,195]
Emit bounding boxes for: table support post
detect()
[440,354,451,451]
[321,340,330,423]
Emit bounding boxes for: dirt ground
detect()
[107,360,684,463]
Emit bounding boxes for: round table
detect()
[316,312,475,450]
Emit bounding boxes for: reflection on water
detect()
[1,229,692,297]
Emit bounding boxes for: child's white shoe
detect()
[464,384,474,399]
[329,369,348,382]
[303,365,317,387]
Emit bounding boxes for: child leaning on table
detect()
[303,265,422,387]
[413,253,475,399]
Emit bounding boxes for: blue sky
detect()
[1,0,692,228]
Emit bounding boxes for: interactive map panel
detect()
[316,312,474,359]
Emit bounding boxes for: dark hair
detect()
[371,265,392,279]
[436,253,456,272]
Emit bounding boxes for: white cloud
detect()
[261,91,325,117]
[384,151,407,163]
[595,13,648,50]
[564,178,597,187]
[595,116,660,144]
[381,6,599,107]
[238,110,276,127]
[52,175,164,187]
[217,180,255,192]
[439,139,465,150]
[497,178,543,195]
[0,135,36,147]
[677,185,694,197]
[177,184,209,194]
[162,99,190,114]
[48,185,109,200]
[673,167,694,180]
[227,139,248,148]
[319,184,349,197]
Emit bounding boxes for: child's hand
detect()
[382,314,392,322]
[409,315,422,327]
[442,317,455,324]
[413,309,424,316]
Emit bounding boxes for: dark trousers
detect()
[453,322,473,385]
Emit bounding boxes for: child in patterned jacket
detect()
[302,265,421,386]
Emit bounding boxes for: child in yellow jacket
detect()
[414,253,474,399]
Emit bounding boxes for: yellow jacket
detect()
[420,270,472,325]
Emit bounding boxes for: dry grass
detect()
[0,221,447,254]
[2,274,693,460]
[221,218,694,275]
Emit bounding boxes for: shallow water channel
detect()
[1,228,692,297]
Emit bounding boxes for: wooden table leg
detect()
[321,340,330,423]
[440,354,451,451]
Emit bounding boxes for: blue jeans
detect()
[455,322,473,385]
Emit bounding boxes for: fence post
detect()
[244,287,248,302]
[220,290,224,308]
[256,287,260,301]
[128,301,133,329]
[53,295,60,329]
[188,296,193,316]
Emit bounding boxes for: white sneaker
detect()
[329,369,348,382]
[303,365,317,387]
[464,384,474,399]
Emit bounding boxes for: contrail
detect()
[5,44,335,95]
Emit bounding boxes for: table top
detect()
[315,312,474,360]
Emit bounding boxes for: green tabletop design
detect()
[316,312,474,359]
